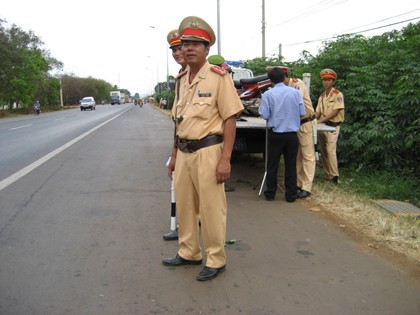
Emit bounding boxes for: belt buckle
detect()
[186,141,196,153]
[178,142,188,152]
[178,141,195,153]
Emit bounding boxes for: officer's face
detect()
[181,41,210,66]
[322,78,335,89]
[171,45,186,67]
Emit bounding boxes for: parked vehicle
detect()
[235,75,271,116]
[80,97,96,111]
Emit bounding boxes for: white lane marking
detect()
[9,124,32,131]
[0,107,131,191]
[55,118,65,121]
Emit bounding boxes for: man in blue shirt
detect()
[259,67,306,202]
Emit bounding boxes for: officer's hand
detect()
[168,158,176,180]
[216,157,231,184]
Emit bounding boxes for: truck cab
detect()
[111,95,120,105]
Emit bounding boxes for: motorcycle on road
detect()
[33,101,41,115]
[234,75,272,116]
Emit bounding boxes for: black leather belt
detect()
[325,121,342,127]
[178,134,223,153]
[300,114,315,125]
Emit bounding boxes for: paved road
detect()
[0,104,129,181]
[0,104,419,315]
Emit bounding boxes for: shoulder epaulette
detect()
[175,70,187,79]
[210,65,227,76]
[292,78,299,82]
[333,89,340,94]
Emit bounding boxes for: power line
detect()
[279,16,419,48]
[340,8,420,33]
[272,0,349,27]
[238,0,349,52]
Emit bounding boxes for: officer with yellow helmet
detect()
[162,29,189,242]
[315,69,345,184]
[162,16,243,281]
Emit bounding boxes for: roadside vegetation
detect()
[242,22,420,263]
[0,19,130,110]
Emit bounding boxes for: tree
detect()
[238,22,420,173]
[60,74,116,105]
[0,19,63,108]
[306,22,420,173]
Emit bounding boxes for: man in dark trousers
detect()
[258,67,306,202]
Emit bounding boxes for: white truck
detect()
[110,91,121,105]
[120,93,126,104]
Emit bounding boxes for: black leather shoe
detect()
[196,265,226,281]
[298,190,311,199]
[224,185,235,192]
[162,253,202,266]
[163,229,178,241]
[332,176,339,184]
[264,194,275,201]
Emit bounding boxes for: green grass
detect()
[324,166,420,208]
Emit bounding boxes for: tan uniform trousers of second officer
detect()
[316,87,345,181]
[289,78,316,195]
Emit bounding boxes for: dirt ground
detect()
[230,151,420,284]
[299,194,420,284]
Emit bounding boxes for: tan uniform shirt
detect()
[288,78,314,117]
[172,67,188,107]
[316,87,345,123]
[173,62,243,140]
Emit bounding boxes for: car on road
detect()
[80,97,96,111]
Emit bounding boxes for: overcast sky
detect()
[1,0,419,96]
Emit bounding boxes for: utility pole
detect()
[262,0,266,57]
[166,48,169,90]
[149,26,169,90]
[59,78,63,107]
[278,43,282,61]
[217,0,221,55]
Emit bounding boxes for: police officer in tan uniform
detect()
[315,69,345,184]
[162,16,243,281]
[267,66,316,198]
[167,29,187,74]
[163,28,188,242]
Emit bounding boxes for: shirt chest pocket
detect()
[190,97,214,120]
[326,99,336,111]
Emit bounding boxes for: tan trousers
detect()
[297,121,316,192]
[174,144,227,268]
[318,126,340,180]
